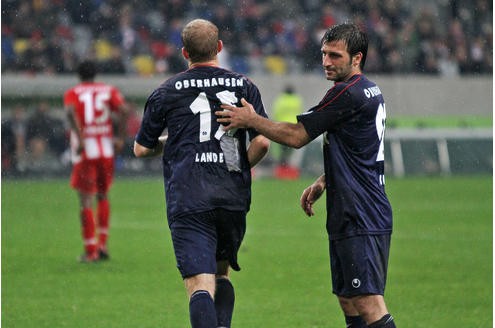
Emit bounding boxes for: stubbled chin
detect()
[325,72,336,80]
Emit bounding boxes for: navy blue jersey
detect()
[136,66,268,220]
[297,74,392,240]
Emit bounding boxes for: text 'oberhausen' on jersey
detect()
[174,77,244,90]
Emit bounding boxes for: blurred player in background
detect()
[133,19,270,328]
[64,60,129,262]
[218,23,396,328]
[272,84,303,179]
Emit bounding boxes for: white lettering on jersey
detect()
[364,85,382,98]
[175,77,244,90]
[195,152,225,163]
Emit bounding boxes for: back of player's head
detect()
[181,19,219,63]
[321,23,368,70]
[77,60,97,81]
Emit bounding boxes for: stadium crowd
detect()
[2,0,492,76]
[1,0,492,176]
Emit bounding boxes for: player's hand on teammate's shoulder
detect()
[216,98,256,130]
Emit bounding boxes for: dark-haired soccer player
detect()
[133,19,270,328]
[217,23,396,328]
[64,60,129,262]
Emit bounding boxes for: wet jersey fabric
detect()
[297,74,392,240]
[136,66,268,220]
[64,82,125,163]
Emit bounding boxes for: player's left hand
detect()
[216,98,256,130]
[300,182,324,217]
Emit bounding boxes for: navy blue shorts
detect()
[169,209,246,279]
[329,234,391,297]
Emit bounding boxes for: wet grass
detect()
[2,176,492,327]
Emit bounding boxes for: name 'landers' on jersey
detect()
[297,74,393,240]
[135,66,268,220]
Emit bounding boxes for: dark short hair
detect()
[77,60,97,80]
[321,23,368,70]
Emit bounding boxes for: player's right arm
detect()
[300,174,326,217]
[133,135,167,158]
[112,102,131,154]
[64,103,84,155]
[133,89,168,158]
[217,98,311,149]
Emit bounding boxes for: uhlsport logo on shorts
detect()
[352,278,361,288]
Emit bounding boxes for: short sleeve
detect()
[297,86,356,140]
[135,89,167,149]
[245,82,268,141]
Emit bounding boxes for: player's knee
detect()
[96,193,107,201]
[185,273,216,298]
[338,296,358,315]
[351,295,388,323]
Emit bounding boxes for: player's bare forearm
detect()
[247,135,270,168]
[65,106,84,154]
[115,103,131,141]
[314,174,326,192]
[66,108,80,136]
[260,120,310,149]
[217,98,311,149]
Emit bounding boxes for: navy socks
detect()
[189,290,217,328]
[368,314,396,328]
[215,278,235,328]
[345,315,367,328]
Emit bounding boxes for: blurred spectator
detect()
[10,106,28,171]
[25,101,66,163]
[2,105,27,173]
[1,118,16,173]
[99,47,126,73]
[0,0,492,76]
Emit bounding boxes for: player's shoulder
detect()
[336,74,368,89]
[69,81,114,91]
[146,75,181,104]
[338,74,381,98]
[156,70,190,91]
[220,67,256,86]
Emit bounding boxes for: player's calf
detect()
[189,290,217,328]
[215,277,235,327]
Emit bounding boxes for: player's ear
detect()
[217,40,223,54]
[352,52,363,68]
[182,47,189,59]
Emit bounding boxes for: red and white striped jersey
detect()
[64,82,125,163]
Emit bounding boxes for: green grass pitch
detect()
[2,176,492,327]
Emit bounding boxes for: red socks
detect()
[97,199,110,251]
[81,208,97,257]
[80,199,110,259]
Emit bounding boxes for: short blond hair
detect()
[181,19,219,63]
